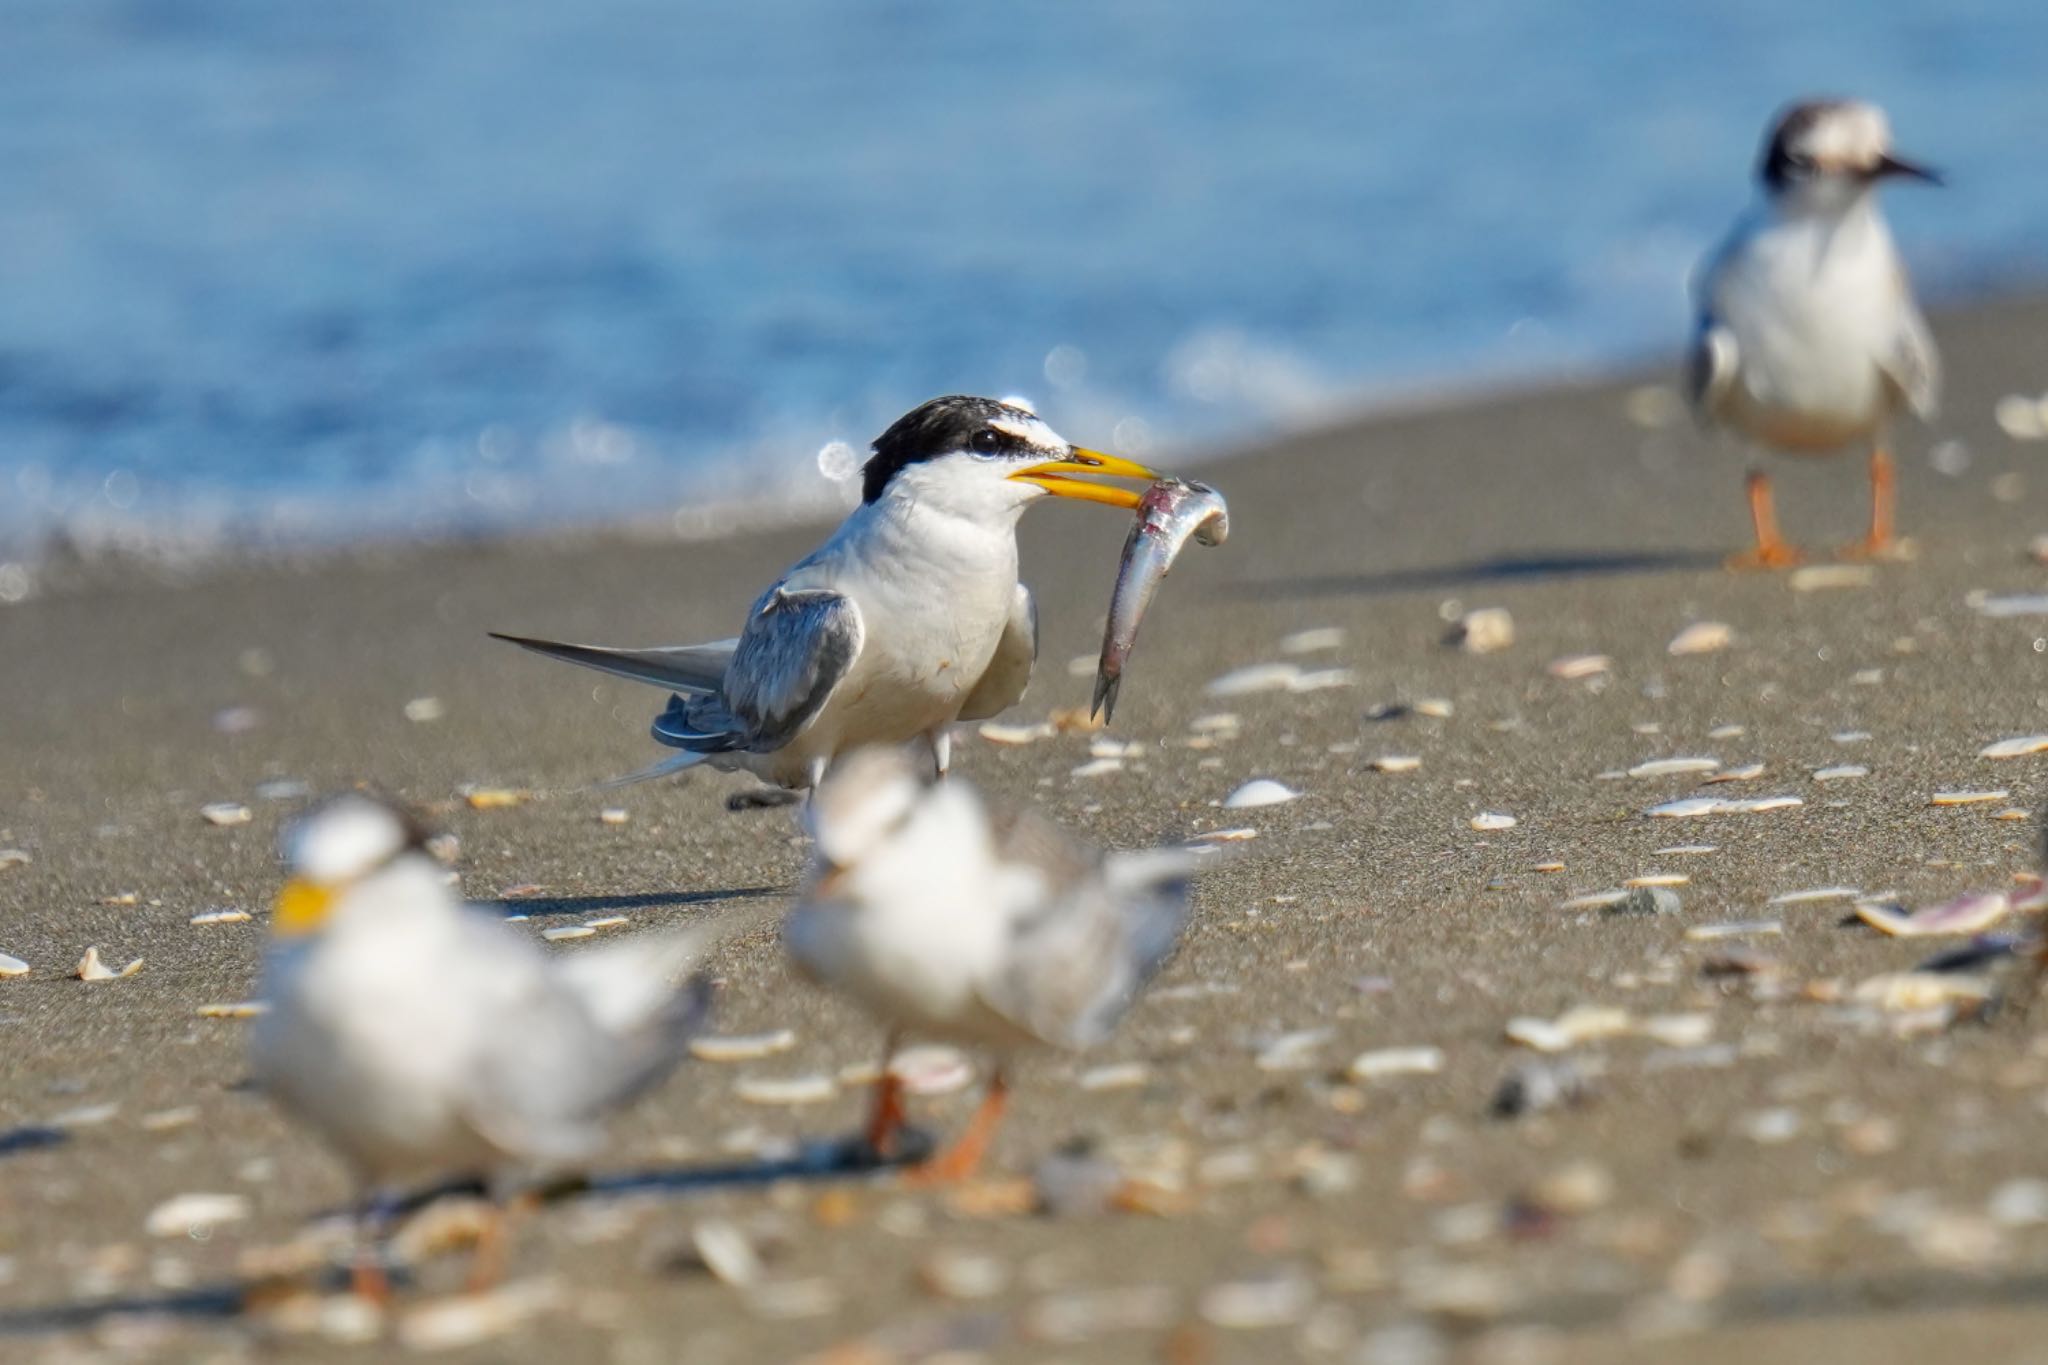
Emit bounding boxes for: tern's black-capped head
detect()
[857,394,1159,518]
[1757,99,1939,203]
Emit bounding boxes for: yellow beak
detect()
[1009,448,1159,510]
[271,877,337,937]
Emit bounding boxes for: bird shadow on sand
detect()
[485,885,785,920]
[0,1132,933,1338]
[1223,548,1724,601]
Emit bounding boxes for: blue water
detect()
[3,0,2046,566]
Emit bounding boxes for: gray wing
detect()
[979,816,1192,1049]
[491,633,737,694]
[956,584,1037,722]
[458,916,712,1162]
[1686,317,1738,422]
[1881,293,1940,421]
[720,587,865,751]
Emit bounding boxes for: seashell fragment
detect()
[1548,654,1611,679]
[977,721,1051,746]
[1557,890,1629,910]
[403,696,445,723]
[1624,874,1689,888]
[190,909,251,926]
[1931,790,2010,806]
[199,803,252,827]
[1646,798,1723,819]
[196,1001,268,1019]
[1655,844,1719,855]
[1981,735,2048,760]
[1768,886,1861,905]
[0,850,28,872]
[1470,812,1517,831]
[1668,622,1732,655]
[1255,1028,1331,1072]
[1068,757,1123,779]
[540,926,594,941]
[1702,764,1765,783]
[1224,779,1299,809]
[1685,920,1782,941]
[1279,627,1345,654]
[1369,755,1422,773]
[73,947,142,981]
[1192,827,1258,843]
[463,788,531,810]
[1789,564,1874,591]
[1504,1005,1631,1053]
[1348,1046,1445,1079]
[397,1279,560,1351]
[1812,765,1869,782]
[1855,891,2011,937]
[1448,607,1515,654]
[598,807,630,825]
[1205,662,1303,697]
[1413,697,1455,718]
[733,1074,837,1106]
[0,953,27,977]
[890,1044,975,1094]
[1077,1062,1151,1091]
[691,1030,797,1063]
[146,1193,249,1238]
[1629,757,1720,779]
[1852,971,1993,1011]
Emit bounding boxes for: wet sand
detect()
[4,293,2048,1362]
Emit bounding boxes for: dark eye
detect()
[968,429,1005,456]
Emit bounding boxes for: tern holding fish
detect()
[785,746,1203,1181]
[496,396,1160,792]
[1092,478,1230,723]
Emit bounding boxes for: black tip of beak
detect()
[1875,153,1942,186]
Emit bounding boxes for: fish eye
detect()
[968,429,1006,457]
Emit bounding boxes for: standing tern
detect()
[1690,98,1940,567]
[495,395,1158,791]
[250,793,711,1300]
[784,746,1200,1182]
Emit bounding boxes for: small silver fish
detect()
[1092,478,1229,722]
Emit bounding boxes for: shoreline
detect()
[8,275,2045,602]
[3,288,2048,1358]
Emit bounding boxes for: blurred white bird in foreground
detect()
[251,793,711,1300]
[785,747,1200,1182]
[1691,98,1940,567]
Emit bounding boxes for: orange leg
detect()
[905,1070,1009,1185]
[1838,445,1897,559]
[862,1032,906,1157]
[350,1194,393,1306]
[463,1191,538,1294]
[1726,469,1803,569]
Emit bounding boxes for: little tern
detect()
[785,746,1200,1182]
[251,794,711,1300]
[1690,98,1940,567]
[495,396,1158,791]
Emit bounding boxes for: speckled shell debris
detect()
[1667,622,1732,655]
[1224,779,1300,809]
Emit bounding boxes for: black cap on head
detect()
[860,395,1039,503]
[1758,99,1845,191]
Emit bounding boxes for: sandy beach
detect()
[5,292,2048,1362]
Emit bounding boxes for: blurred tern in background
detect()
[1690,98,1940,567]
[785,746,1201,1182]
[251,794,711,1301]
[496,396,1158,795]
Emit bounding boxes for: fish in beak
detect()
[1010,448,1160,510]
